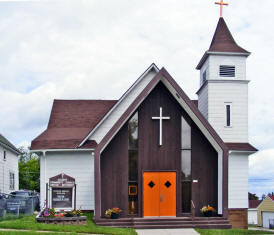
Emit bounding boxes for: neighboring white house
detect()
[248,200,262,225]
[0,134,20,194]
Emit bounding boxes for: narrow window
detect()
[9,172,15,190]
[3,151,6,161]
[202,70,207,83]
[181,116,191,213]
[128,112,138,215]
[226,105,231,126]
[219,65,235,77]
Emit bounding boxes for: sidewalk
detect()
[137,228,199,235]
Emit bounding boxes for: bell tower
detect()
[196,16,250,143]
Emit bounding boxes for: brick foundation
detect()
[228,209,247,229]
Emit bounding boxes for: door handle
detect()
[160,193,163,202]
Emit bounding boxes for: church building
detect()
[31,16,257,229]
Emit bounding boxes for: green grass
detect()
[0,213,137,235]
[196,229,274,234]
[0,231,78,235]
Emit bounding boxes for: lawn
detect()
[0,213,137,235]
[0,231,78,235]
[196,229,274,234]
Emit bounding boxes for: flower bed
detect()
[36,207,86,225]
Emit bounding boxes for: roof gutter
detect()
[30,148,95,154]
[196,50,251,70]
[0,142,21,155]
[228,150,258,154]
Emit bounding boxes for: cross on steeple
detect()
[215,0,228,17]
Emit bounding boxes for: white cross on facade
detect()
[152,107,170,146]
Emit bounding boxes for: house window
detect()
[9,172,15,190]
[226,104,231,126]
[3,151,6,161]
[181,116,191,213]
[219,65,235,77]
[128,112,138,215]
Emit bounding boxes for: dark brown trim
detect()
[223,149,229,218]
[94,67,229,218]
[161,68,228,152]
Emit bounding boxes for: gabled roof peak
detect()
[209,17,249,54]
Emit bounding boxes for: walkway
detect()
[137,228,199,235]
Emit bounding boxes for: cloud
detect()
[249,149,274,198]
[0,1,273,197]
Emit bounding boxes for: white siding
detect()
[198,84,208,120]
[89,69,157,144]
[228,152,249,208]
[248,209,258,225]
[209,55,247,81]
[40,151,94,210]
[0,145,19,194]
[207,81,248,142]
[200,58,209,86]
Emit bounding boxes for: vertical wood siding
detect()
[100,82,218,217]
[101,125,128,216]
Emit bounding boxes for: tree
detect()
[262,194,267,200]
[18,147,40,192]
[248,192,259,200]
[268,192,274,197]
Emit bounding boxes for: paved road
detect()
[137,228,199,235]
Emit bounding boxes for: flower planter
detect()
[111,213,119,219]
[36,215,87,225]
[203,211,213,217]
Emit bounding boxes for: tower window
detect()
[3,151,6,161]
[226,105,231,126]
[219,65,235,77]
[202,70,207,83]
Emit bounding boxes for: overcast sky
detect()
[0,0,273,198]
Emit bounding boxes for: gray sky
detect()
[0,0,273,198]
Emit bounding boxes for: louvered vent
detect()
[219,65,235,77]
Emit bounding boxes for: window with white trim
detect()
[3,150,6,161]
[226,104,231,127]
[9,172,15,190]
[219,65,235,77]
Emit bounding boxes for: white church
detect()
[31,10,257,229]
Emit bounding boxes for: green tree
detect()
[248,192,259,200]
[18,147,40,192]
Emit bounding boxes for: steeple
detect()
[196,17,250,69]
[209,17,249,54]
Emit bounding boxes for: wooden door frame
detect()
[142,170,177,217]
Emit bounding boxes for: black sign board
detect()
[52,188,72,208]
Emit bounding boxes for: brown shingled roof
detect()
[249,200,262,209]
[209,17,249,53]
[225,142,258,152]
[31,100,117,150]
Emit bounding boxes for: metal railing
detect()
[191,200,195,220]
[0,193,39,219]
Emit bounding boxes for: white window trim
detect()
[3,150,6,161]
[9,171,15,190]
[224,102,232,128]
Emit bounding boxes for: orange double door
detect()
[143,172,176,217]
